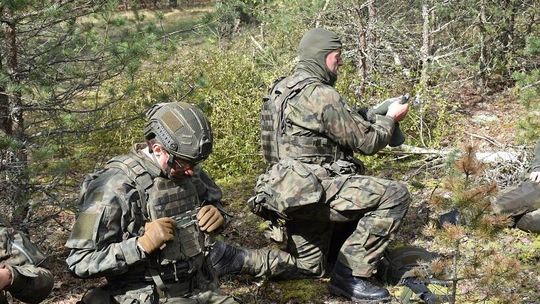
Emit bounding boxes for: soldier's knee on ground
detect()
[295,256,326,277]
[492,181,540,216]
[516,209,540,233]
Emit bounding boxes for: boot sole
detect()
[329,284,391,303]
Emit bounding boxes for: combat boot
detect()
[208,240,247,278]
[329,260,391,303]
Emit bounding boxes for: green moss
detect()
[259,279,328,303]
[514,235,540,263]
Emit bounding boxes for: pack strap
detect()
[277,77,319,135]
[105,155,153,221]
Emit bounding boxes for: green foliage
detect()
[512,69,540,107]
[424,145,534,302]
[514,234,540,263]
[510,34,540,142]
[0,1,183,221]
[77,36,271,179]
[258,279,327,303]
[525,35,540,56]
[192,50,267,178]
[0,134,22,150]
[204,0,264,38]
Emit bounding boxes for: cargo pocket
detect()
[330,176,387,212]
[266,159,324,214]
[365,216,394,238]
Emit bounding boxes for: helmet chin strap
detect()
[167,154,176,169]
[147,145,173,178]
[162,153,175,178]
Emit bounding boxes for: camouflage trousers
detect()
[492,181,540,233]
[80,284,238,304]
[244,175,410,278]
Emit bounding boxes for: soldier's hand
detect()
[0,266,12,290]
[386,101,409,122]
[529,171,540,183]
[138,217,176,254]
[197,205,224,232]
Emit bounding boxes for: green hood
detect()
[296,28,342,86]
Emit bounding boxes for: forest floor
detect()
[16,6,540,304]
[29,84,540,304]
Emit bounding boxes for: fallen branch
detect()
[386,144,525,163]
[464,131,503,148]
[384,144,532,187]
[249,35,265,52]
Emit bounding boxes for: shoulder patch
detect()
[66,209,104,249]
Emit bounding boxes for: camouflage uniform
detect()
[66,144,237,304]
[0,218,53,304]
[492,140,540,233]
[245,65,410,277]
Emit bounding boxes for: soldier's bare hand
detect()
[197,205,224,232]
[0,266,12,290]
[386,101,409,122]
[529,171,540,183]
[137,217,176,254]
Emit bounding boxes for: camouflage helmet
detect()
[144,102,213,163]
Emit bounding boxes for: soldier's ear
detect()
[152,144,164,155]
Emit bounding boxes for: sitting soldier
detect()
[492,139,540,233]
[65,102,237,304]
[0,217,54,303]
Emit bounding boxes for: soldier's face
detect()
[167,155,195,178]
[325,49,343,75]
[152,144,194,178]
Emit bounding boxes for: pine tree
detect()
[0,0,164,227]
[426,144,527,303]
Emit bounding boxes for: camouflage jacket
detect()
[531,139,540,172]
[252,70,396,214]
[0,220,53,304]
[65,144,225,281]
[275,69,395,159]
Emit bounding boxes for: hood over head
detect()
[296,28,342,86]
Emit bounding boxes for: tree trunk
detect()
[315,0,330,28]
[2,7,29,227]
[497,0,518,78]
[504,0,517,71]
[420,2,431,89]
[478,0,487,88]
[366,0,376,73]
[354,2,368,100]
[0,91,7,135]
[169,0,178,9]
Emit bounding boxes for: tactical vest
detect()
[105,154,154,220]
[105,154,206,296]
[261,76,346,165]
